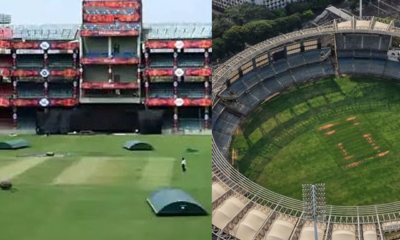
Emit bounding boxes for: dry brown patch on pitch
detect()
[344,155,354,160]
[326,130,335,135]
[346,161,361,168]
[346,116,357,121]
[318,122,339,131]
[337,143,349,155]
[354,123,359,126]
[363,133,376,146]
[377,151,389,157]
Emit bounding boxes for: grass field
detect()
[0,135,210,240]
[231,76,400,206]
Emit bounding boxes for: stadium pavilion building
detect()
[213,17,400,240]
[0,0,212,134]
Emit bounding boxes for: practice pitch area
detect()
[0,135,210,240]
[231,76,400,206]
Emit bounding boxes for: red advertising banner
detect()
[83,1,141,9]
[146,68,212,77]
[0,98,10,107]
[12,98,78,107]
[81,82,139,89]
[81,57,139,65]
[50,69,80,78]
[0,40,78,50]
[145,40,212,49]
[83,14,140,23]
[0,28,13,39]
[145,98,212,107]
[0,69,79,78]
[145,69,173,77]
[80,29,139,37]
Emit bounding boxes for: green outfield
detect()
[0,135,210,240]
[231,76,400,206]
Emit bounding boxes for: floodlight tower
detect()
[302,184,326,240]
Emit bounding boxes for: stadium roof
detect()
[143,23,211,39]
[0,22,212,41]
[4,24,80,40]
[326,6,352,21]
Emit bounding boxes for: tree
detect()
[275,14,302,34]
[272,9,287,18]
[285,2,311,15]
[212,38,227,61]
[241,20,277,45]
[225,3,275,25]
[301,9,315,21]
[213,17,235,39]
[222,26,246,54]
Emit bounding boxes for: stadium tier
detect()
[0,0,212,133]
[142,23,212,131]
[213,17,400,240]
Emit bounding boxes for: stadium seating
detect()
[380,35,391,51]
[48,55,74,69]
[85,52,108,58]
[362,35,380,50]
[353,59,370,75]
[338,57,400,79]
[338,50,388,60]
[212,103,225,125]
[148,84,174,98]
[179,84,204,98]
[178,54,204,67]
[219,79,248,97]
[213,110,241,152]
[307,63,325,78]
[276,72,295,87]
[336,34,391,51]
[257,65,275,80]
[369,59,386,75]
[303,49,325,64]
[338,58,354,74]
[291,67,310,84]
[383,60,400,79]
[17,55,43,68]
[371,51,388,60]
[286,54,305,68]
[149,55,174,68]
[228,100,251,115]
[113,52,137,58]
[271,59,289,74]
[48,83,73,98]
[17,83,43,98]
